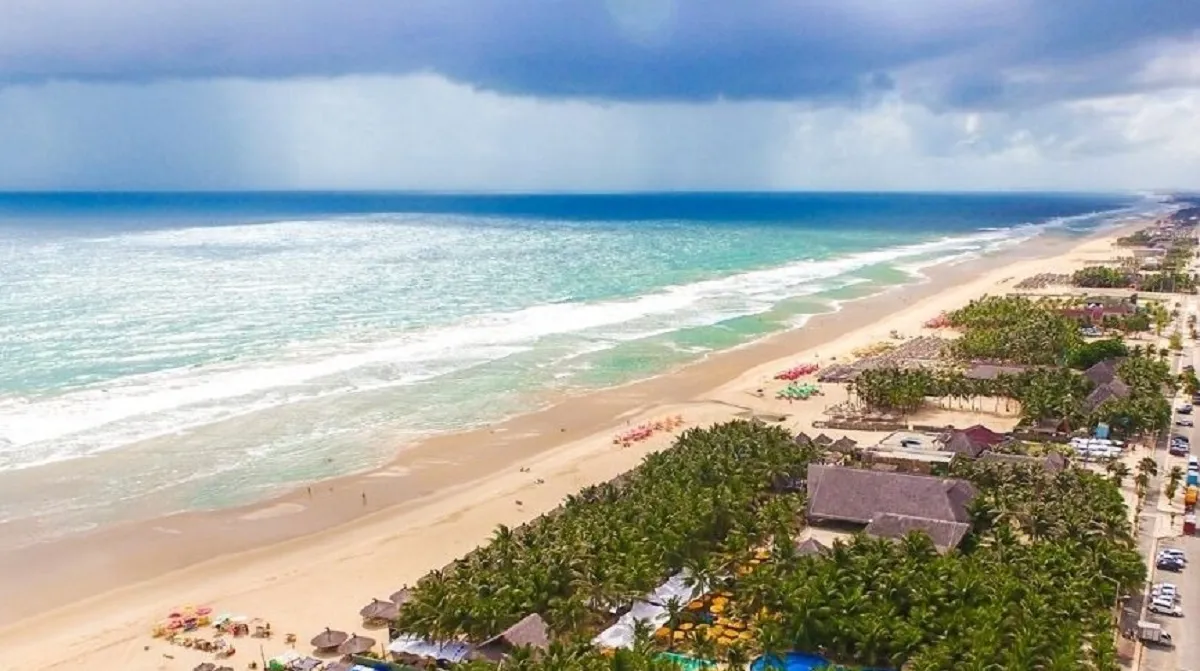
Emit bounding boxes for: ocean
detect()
[0,191,1164,545]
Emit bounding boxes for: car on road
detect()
[1172,445,1191,457]
[1159,549,1188,565]
[1152,583,1180,600]
[1180,405,1194,415]
[1178,418,1195,427]
[1158,558,1185,572]
[1149,602,1184,617]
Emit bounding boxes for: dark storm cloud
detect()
[0,0,1198,108]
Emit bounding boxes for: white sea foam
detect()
[0,207,1134,475]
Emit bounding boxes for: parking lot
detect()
[1141,325,1199,670]
[1140,536,1200,670]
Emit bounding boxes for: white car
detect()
[1159,549,1188,564]
[1178,419,1194,427]
[1153,584,1180,600]
[1150,602,1184,617]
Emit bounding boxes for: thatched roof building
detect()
[476,614,550,658]
[793,537,830,556]
[863,513,971,553]
[940,431,987,459]
[978,451,1067,473]
[805,464,976,527]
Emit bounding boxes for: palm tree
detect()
[394,420,1147,671]
[1167,465,1185,501]
[1138,456,1159,478]
[1106,461,1131,488]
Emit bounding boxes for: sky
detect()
[1,0,1200,191]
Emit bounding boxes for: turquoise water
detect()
[0,192,1160,543]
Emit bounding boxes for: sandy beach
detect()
[0,222,1148,670]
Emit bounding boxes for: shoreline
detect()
[0,221,1147,668]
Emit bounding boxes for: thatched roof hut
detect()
[390,588,413,606]
[475,614,550,659]
[793,431,813,446]
[360,598,398,622]
[863,513,971,553]
[813,433,834,446]
[939,431,987,459]
[829,437,858,453]
[794,537,829,556]
[805,464,976,526]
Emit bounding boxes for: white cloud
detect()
[0,73,1199,191]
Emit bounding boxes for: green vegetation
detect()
[850,366,1088,424]
[396,422,816,641]
[754,460,1144,669]
[1140,272,1197,293]
[1072,266,1132,288]
[850,297,1173,437]
[947,296,1081,365]
[1066,338,1128,370]
[400,421,1143,671]
[1101,311,1151,334]
[1180,368,1199,397]
[1116,230,1153,247]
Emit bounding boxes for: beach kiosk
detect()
[1188,471,1199,487]
[1185,514,1197,536]
[1187,486,1198,509]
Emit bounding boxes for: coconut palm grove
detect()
[383,295,1170,670]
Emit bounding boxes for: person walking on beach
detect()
[361,491,367,507]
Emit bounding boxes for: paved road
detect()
[1140,296,1199,669]
[1139,536,1199,670]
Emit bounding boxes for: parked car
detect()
[1158,559,1185,572]
[1179,419,1195,427]
[1180,405,1194,415]
[1153,583,1180,600]
[1150,602,1184,617]
[1160,549,1188,564]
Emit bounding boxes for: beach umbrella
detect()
[390,587,413,606]
[359,598,399,621]
[310,627,349,650]
[338,633,377,655]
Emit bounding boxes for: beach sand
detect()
[0,224,1145,670]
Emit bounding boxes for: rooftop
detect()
[805,464,977,526]
[863,513,972,552]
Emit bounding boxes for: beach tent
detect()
[648,571,702,606]
[338,634,377,656]
[388,634,473,663]
[593,603,669,649]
